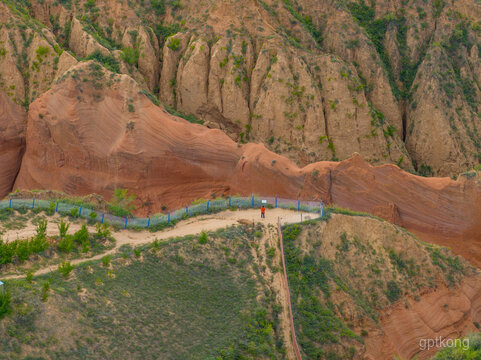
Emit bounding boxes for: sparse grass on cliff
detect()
[281,213,470,359]
[430,332,481,359]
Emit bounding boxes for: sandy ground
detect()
[1,208,316,280]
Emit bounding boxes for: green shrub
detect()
[58,218,70,238]
[81,241,90,253]
[89,211,98,223]
[26,271,34,283]
[154,22,180,40]
[151,0,166,15]
[167,37,180,50]
[266,247,276,258]
[121,47,139,66]
[57,235,74,253]
[385,280,401,302]
[134,248,142,257]
[72,225,90,252]
[199,231,208,244]
[431,333,481,359]
[73,225,89,245]
[108,188,136,217]
[101,255,111,267]
[70,208,79,218]
[0,208,13,221]
[46,202,56,215]
[15,240,30,262]
[86,50,120,73]
[418,163,433,177]
[58,261,74,277]
[36,220,48,239]
[0,239,16,264]
[95,223,111,239]
[35,45,49,62]
[0,291,11,319]
[29,234,49,254]
[163,104,204,124]
[41,281,50,302]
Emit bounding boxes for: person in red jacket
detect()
[260,205,266,218]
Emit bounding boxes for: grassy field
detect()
[0,225,284,359]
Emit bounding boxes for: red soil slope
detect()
[9,62,481,257]
[365,275,481,359]
[0,91,25,198]
[306,156,481,262]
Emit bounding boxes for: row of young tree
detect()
[0,219,111,265]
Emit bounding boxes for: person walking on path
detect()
[261,205,266,218]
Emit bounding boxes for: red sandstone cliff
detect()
[0,91,26,198]
[9,62,481,260]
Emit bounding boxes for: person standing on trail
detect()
[261,205,266,218]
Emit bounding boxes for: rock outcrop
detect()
[366,276,481,359]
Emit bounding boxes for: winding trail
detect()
[1,208,316,280]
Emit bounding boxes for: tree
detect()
[58,218,70,238]
[108,188,136,217]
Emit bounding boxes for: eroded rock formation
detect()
[0,91,25,198]
[3,0,481,176]
[12,63,481,252]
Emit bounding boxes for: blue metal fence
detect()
[0,195,324,229]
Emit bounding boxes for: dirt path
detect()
[255,225,297,360]
[1,208,316,280]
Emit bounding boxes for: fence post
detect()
[297,200,300,212]
[275,196,277,208]
[229,197,231,207]
[186,206,189,215]
[301,213,303,224]
[79,206,82,217]
[32,197,35,209]
[55,201,59,212]
[124,217,128,230]
[207,200,210,212]
[320,200,324,217]
[101,213,104,224]
[9,197,11,209]
[252,195,254,207]
[147,217,150,227]
[168,212,170,222]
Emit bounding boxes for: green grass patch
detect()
[0,225,283,359]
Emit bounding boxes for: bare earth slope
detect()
[0,91,25,198]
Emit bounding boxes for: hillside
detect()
[0,206,479,359]
[282,213,481,359]
[1,1,481,358]
[1,0,481,176]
